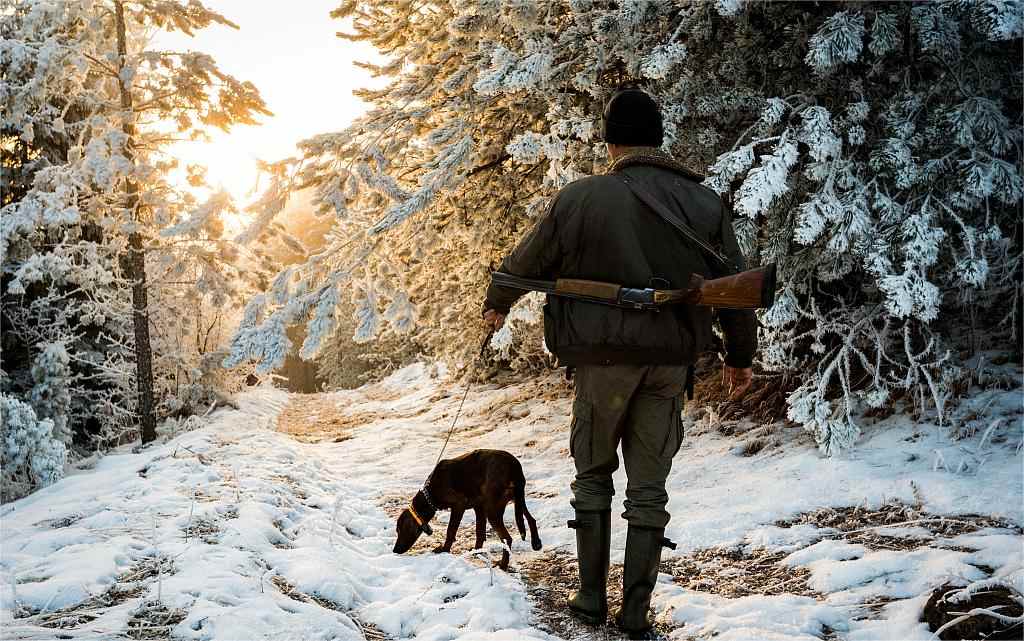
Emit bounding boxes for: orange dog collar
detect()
[408,505,433,535]
[408,505,427,528]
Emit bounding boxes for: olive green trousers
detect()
[569,364,687,529]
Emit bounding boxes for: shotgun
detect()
[491,264,776,310]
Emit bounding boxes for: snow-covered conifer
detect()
[2,0,274,466]
[1,394,66,502]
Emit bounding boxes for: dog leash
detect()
[433,327,495,467]
[407,328,494,536]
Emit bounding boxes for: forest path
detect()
[268,364,1024,641]
[276,392,370,443]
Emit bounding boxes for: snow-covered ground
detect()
[1,363,1021,640]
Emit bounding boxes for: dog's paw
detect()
[432,545,450,554]
[532,539,543,551]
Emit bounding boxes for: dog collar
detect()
[421,483,439,512]
[408,504,426,527]
[407,504,433,535]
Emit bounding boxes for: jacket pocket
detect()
[543,302,557,355]
[569,397,593,467]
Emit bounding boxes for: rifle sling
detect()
[614,174,737,274]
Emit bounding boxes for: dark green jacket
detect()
[484,150,758,368]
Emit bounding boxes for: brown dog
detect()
[392,449,542,569]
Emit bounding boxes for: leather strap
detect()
[615,174,737,274]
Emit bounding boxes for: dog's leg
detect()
[473,506,486,549]
[486,506,514,570]
[434,507,464,554]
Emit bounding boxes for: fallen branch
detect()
[934,605,1022,637]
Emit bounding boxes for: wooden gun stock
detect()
[554,278,621,301]
[688,264,777,309]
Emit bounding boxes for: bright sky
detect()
[155,1,383,203]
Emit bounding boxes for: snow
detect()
[742,523,830,554]
[653,587,843,641]
[781,539,867,567]
[809,547,986,598]
[1,365,1021,639]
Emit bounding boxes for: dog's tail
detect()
[514,476,528,541]
[514,468,542,551]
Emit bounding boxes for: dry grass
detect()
[663,547,816,598]
[271,575,391,639]
[276,395,373,443]
[275,391,439,443]
[777,501,1022,551]
[270,574,343,611]
[268,474,309,500]
[184,514,222,544]
[182,504,237,545]
[32,513,83,529]
[125,600,186,640]
[18,556,175,630]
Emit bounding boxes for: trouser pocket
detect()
[660,396,684,458]
[570,397,594,467]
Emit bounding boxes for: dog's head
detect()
[393,491,435,554]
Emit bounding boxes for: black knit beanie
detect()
[602,89,663,147]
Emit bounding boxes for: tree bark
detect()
[115,1,157,443]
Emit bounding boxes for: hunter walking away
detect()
[2,2,1021,640]
[483,89,764,639]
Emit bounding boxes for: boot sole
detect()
[614,613,657,639]
[568,605,607,626]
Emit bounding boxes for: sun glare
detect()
[152,0,382,231]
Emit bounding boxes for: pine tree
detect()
[2,0,273,475]
[113,0,158,442]
[0,394,66,503]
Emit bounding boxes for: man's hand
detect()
[483,308,506,331]
[722,365,753,401]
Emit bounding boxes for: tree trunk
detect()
[115,1,157,443]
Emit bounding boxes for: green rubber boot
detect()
[566,509,611,624]
[615,525,675,640]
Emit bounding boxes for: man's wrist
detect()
[482,300,510,317]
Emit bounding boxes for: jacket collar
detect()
[607,147,705,182]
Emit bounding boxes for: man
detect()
[482,88,758,639]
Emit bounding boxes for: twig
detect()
[841,517,974,535]
[178,445,212,464]
[185,490,196,542]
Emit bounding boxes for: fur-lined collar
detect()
[607,147,705,182]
